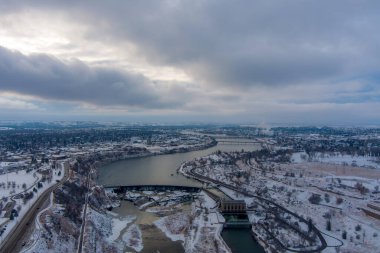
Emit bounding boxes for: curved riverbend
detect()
[98,141,264,253]
[98,141,259,187]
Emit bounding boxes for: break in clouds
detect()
[0,0,379,123]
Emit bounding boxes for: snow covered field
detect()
[292,152,380,169]
[122,224,143,252]
[23,202,77,253]
[108,214,136,242]
[0,169,39,198]
[154,212,190,242]
[181,150,380,253]
[0,162,65,251]
[183,192,230,253]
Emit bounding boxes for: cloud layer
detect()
[0,0,379,123]
[0,46,186,109]
[63,0,380,87]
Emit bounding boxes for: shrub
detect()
[326,220,331,231]
[309,194,322,204]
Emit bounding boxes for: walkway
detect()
[185,166,328,253]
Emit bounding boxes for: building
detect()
[220,199,246,213]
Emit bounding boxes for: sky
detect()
[0,0,379,125]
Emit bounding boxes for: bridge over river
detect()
[104,184,201,193]
[104,184,231,203]
[98,140,266,253]
[217,140,262,145]
[107,184,251,228]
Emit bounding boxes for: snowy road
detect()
[0,163,69,253]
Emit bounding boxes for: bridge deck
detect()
[105,184,201,192]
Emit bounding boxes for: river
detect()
[98,140,259,187]
[98,140,265,253]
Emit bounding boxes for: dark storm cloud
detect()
[51,0,380,87]
[0,47,181,108]
[1,0,380,97]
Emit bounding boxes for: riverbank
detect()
[96,140,261,252]
[93,137,217,174]
[178,162,268,253]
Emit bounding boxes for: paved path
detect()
[186,166,328,252]
[0,163,69,253]
[77,166,94,253]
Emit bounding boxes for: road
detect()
[77,166,93,253]
[187,167,328,252]
[0,162,70,253]
[76,188,88,253]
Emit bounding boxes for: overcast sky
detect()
[0,0,379,124]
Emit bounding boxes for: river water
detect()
[98,140,258,187]
[98,140,265,253]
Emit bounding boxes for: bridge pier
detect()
[106,184,201,194]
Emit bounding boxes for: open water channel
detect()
[98,139,266,253]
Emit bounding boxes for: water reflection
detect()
[99,141,262,253]
[98,141,260,187]
[113,200,186,253]
[222,228,266,253]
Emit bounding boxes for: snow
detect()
[200,191,218,209]
[182,192,230,253]
[0,217,8,227]
[22,193,55,253]
[291,152,308,163]
[0,169,39,198]
[292,152,380,169]
[87,208,113,237]
[138,201,155,210]
[0,161,65,248]
[122,224,143,252]
[208,212,221,224]
[334,176,379,191]
[181,150,380,252]
[108,215,136,242]
[26,233,76,253]
[296,190,311,202]
[209,154,223,162]
[154,212,190,242]
[125,191,142,201]
[0,161,27,169]
[317,154,379,168]
[152,190,229,252]
[23,202,77,253]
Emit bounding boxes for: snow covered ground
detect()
[0,168,39,198]
[0,162,65,250]
[181,150,380,252]
[108,214,136,242]
[23,200,76,253]
[154,212,190,242]
[21,192,54,253]
[122,224,143,252]
[292,152,380,169]
[183,191,230,253]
